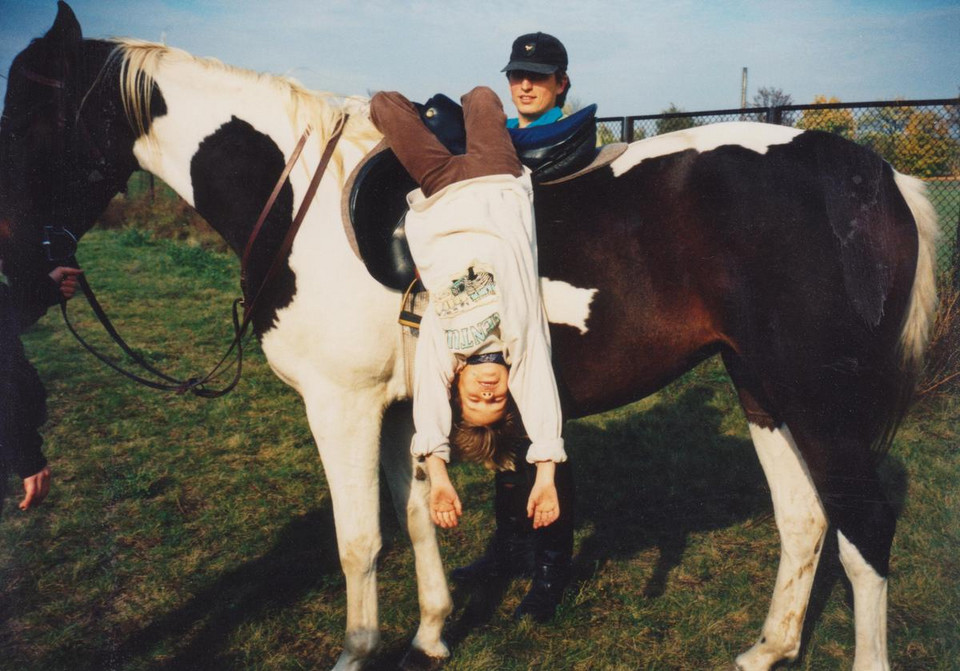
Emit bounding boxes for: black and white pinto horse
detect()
[0,5,939,670]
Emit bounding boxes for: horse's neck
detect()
[128,60,352,258]
[131,62,299,206]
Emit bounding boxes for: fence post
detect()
[954,209,960,290]
[622,117,631,143]
[766,106,783,125]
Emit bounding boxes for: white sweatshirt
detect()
[405,172,566,465]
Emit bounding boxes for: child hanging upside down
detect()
[370,86,566,531]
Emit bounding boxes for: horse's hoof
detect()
[398,648,447,671]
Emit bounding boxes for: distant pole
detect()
[740,67,748,109]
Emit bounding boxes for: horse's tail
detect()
[893,171,939,375]
[869,170,939,461]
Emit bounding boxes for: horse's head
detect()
[0,2,146,281]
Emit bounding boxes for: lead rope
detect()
[62,115,349,397]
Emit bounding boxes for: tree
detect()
[897,109,956,177]
[656,103,698,135]
[858,102,912,165]
[752,87,793,109]
[796,95,856,139]
[748,87,795,123]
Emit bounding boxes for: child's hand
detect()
[425,455,462,528]
[527,461,560,529]
[429,481,463,528]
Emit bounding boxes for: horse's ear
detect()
[44,1,83,46]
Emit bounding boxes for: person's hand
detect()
[429,480,463,528]
[527,461,560,529]
[48,266,83,300]
[425,454,462,528]
[19,466,52,510]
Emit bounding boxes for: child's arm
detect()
[526,460,560,529]
[426,455,463,528]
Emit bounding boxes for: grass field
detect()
[1,223,959,670]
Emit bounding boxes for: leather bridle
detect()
[14,63,349,396]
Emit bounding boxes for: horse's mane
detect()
[108,38,378,169]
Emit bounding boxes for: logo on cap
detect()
[525,43,535,54]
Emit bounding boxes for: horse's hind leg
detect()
[735,419,828,671]
[380,402,453,666]
[790,425,895,671]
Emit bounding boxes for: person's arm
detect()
[496,180,566,465]
[410,309,457,463]
[8,265,83,328]
[408,307,467,528]
[425,455,462,528]
[526,461,559,528]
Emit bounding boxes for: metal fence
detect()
[598,98,960,278]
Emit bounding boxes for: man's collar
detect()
[506,106,564,129]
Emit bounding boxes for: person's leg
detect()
[458,86,522,181]
[369,91,458,198]
[515,457,575,622]
[450,467,534,582]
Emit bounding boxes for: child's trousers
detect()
[370,87,522,198]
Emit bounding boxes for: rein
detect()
[61,116,349,397]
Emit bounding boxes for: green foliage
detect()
[898,110,956,177]
[656,104,699,135]
[799,99,958,179]
[796,95,857,138]
[100,172,228,252]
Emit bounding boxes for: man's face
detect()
[457,361,509,426]
[507,70,567,127]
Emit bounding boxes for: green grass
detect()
[1,225,958,670]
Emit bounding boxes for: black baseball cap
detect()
[501,32,568,74]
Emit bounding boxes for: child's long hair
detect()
[449,379,526,472]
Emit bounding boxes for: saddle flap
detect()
[345,146,418,291]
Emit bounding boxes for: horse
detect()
[0,4,939,670]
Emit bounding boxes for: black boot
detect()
[513,549,571,623]
[513,459,575,622]
[451,469,534,583]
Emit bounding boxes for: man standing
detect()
[449,32,577,624]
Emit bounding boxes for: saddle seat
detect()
[343,97,626,291]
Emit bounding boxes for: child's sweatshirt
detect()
[405,172,565,465]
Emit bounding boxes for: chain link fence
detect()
[598,99,960,279]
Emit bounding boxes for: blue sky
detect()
[1,0,957,118]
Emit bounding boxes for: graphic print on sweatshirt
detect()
[432,263,503,353]
[434,263,497,319]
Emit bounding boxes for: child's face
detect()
[457,361,509,426]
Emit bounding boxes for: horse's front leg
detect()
[304,386,388,671]
[380,402,453,668]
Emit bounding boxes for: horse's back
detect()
[534,123,929,424]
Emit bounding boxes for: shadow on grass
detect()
[94,506,343,671]
[441,385,914,665]
[442,385,769,645]
[568,385,769,597]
